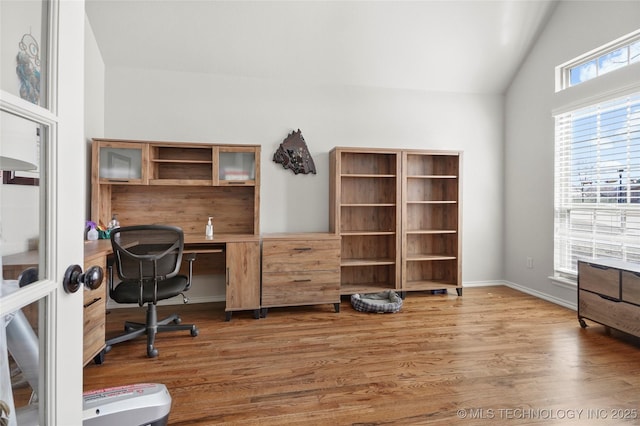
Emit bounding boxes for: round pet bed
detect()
[351,290,403,313]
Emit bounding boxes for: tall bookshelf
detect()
[329,148,401,294]
[329,147,462,296]
[402,150,462,295]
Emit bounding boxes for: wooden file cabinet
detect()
[261,233,341,316]
[578,259,640,339]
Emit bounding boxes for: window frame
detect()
[554,92,640,280]
[556,29,640,92]
[553,29,640,284]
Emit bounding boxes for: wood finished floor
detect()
[83,286,640,425]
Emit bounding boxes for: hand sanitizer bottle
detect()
[108,214,120,230]
[205,217,214,240]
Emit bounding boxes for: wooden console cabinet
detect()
[261,233,341,316]
[578,259,640,338]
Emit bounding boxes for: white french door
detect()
[1,0,85,424]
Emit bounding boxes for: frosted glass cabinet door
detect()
[217,147,257,185]
[96,141,148,184]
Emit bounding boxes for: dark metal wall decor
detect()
[273,129,317,175]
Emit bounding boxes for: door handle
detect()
[63,264,104,294]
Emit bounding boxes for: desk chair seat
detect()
[105,225,198,359]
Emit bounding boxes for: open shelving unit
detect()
[330,149,402,295]
[330,147,462,296]
[149,144,214,185]
[402,151,461,295]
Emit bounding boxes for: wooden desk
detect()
[89,139,262,322]
[84,234,260,364]
[2,250,39,280]
[3,234,261,365]
[86,234,261,315]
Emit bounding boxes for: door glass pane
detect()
[0,0,49,108]
[1,110,46,425]
[2,298,45,425]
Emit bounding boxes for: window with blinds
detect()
[554,92,640,278]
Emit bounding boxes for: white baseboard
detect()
[502,280,577,311]
[458,279,577,311]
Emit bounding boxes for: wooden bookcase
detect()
[329,148,402,294]
[329,147,462,296]
[402,150,462,295]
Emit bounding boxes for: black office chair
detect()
[105,225,198,358]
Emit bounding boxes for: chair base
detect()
[102,303,198,360]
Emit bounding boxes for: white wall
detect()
[504,0,640,307]
[84,14,105,221]
[100,67,504,289]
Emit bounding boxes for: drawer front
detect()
[83,255,107,365]
[622,271,640,305]
[579,289,640,337]
[83,289,106,364]
[262,239,340,273]
[578,261,620,299]
[262,271,340,306]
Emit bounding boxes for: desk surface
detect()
[83,233,260,259]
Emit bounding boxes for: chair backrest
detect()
[110,225,184,283]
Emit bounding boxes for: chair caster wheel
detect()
[93,350,106,365]
[191,326,199,337]
[147,346,159,358]
[174,317,182,325]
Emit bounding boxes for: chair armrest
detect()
[183,253,197,290]
[107,264,115,294]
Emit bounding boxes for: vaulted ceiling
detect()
[85,0,558,94]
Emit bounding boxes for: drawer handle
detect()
[226,181,246,185]
[83,297,102,308]
[293,279,312,282]
[294,247,312,251]
[589,263,610,270]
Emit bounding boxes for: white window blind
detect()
[554,92,640,278]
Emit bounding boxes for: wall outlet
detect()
[526,257,534,269]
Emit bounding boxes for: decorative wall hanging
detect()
[16,32,41,105]
[273,129,317,175]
